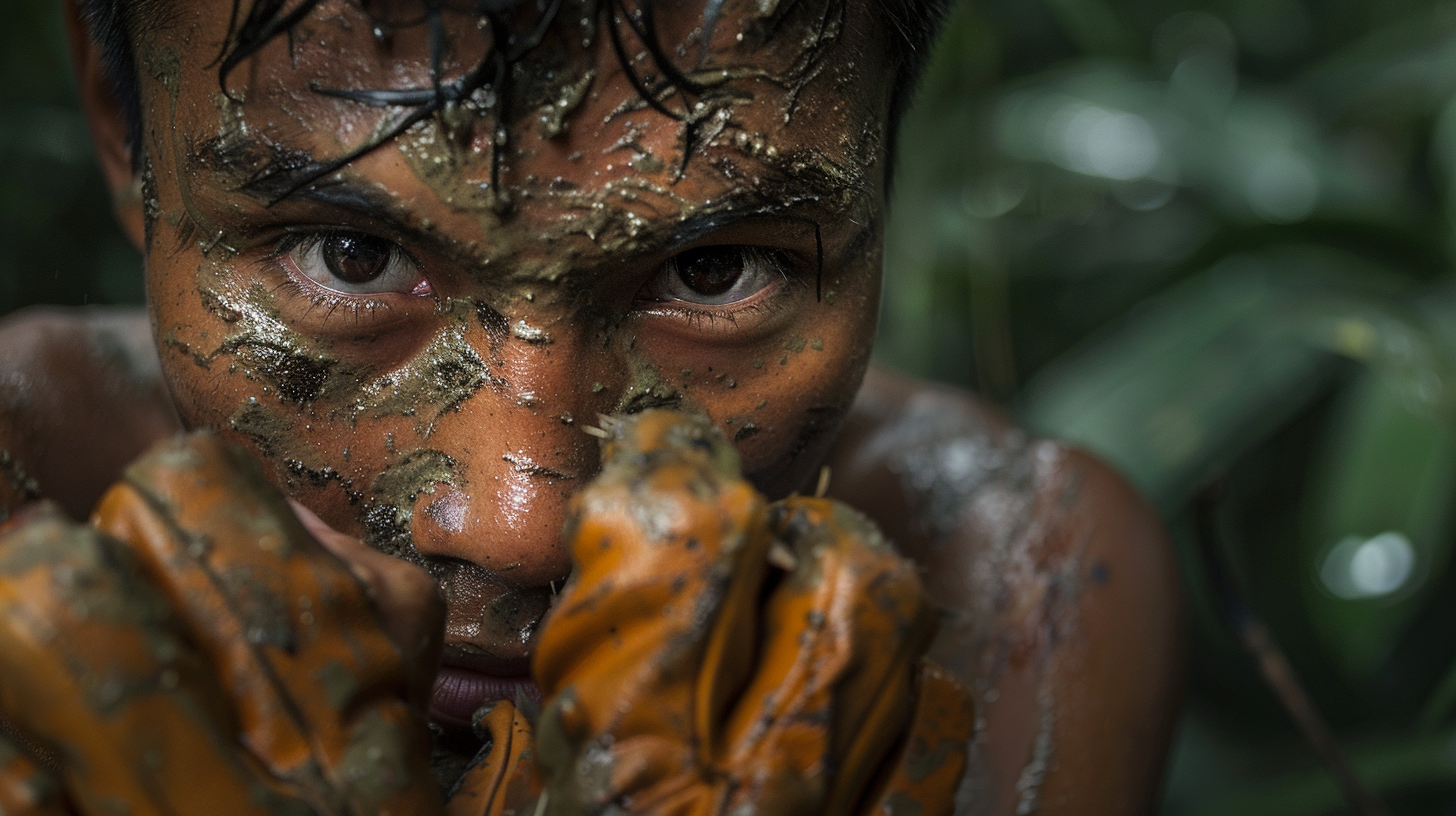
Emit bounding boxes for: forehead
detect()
[138,0,892,279]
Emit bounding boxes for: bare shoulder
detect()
[826,365,1182,816]
[0,306,179,520]
[826,365,1166,570]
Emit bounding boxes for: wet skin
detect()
[112,0,891,729]
[0,1,1183,814]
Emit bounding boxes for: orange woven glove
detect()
[530,410,975,816]
[0,433,445,816]
[442,699,540,816]
[0,416,972,816]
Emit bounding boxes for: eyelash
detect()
[254,231,805,332]
[272,276,399,324]
[261,233,406,326]
[658,295,787,330]
[637,255,798,332]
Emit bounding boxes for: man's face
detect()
[132,0,891,728]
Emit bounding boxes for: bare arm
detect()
[825,366,1184,816]
[0,306,180,520]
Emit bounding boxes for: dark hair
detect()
[80,0,949,190]
[76,0,149,167]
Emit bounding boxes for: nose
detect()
[408,308,603,589]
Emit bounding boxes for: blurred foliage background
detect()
[9,0,1456,812]
[884,0,1456,812]
[0,0,138,312]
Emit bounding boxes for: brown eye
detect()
[286,232,428,296]
[322,234,392,284]
[674,246,746,297]
[640,245,788,308]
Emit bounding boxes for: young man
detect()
[0,1,1183,813]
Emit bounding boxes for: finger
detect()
[718,496,939,816]
[91,433,440,815]
[864,661,975,816]
[532,411,772,804]
[0,502,308,816]
[444,701,540,816]
[289,498,445,706]
[0,732,69,816]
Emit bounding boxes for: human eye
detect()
[280,231,431,297]
[639,245,790,308]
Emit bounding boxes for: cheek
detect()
[147,251,320,430]
[145,247,442,532]
[147,253,234,430]
[635,280,879,497]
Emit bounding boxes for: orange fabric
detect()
[531,411,974,816]
[871,663,977,816]
[0,434,443,816]
[0,502,307,816]
[92,434,440,814]
[0,732,67,816]
[0,418,973,816]
[445,701,541,816]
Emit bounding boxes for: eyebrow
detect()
[192,134,487,263]
[198,133,847,272]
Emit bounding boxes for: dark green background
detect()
[0,1,139,312]
[10,1,1456,812]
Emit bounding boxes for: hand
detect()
[529,411,975,816]
[0,414,975,816]
[0,432,445,816]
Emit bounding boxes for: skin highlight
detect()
[0,0,1186,813]
[128,0,892,763]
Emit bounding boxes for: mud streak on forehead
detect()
[147,0,888,251]
[181,123,873,284]
[176,0,862,207]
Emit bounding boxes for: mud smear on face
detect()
[152,1,892,775]
[615,345,685,414]
[538,69,598,139]
[363,449,462,570]
[396,125,875,281]
[352,301,493,432]
[442,567,550,647]
[181,229,498,534]
[190,275,354,403]
[383,0,880,293]
[172,0,881,472]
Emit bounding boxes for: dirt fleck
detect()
[362,449,461,567]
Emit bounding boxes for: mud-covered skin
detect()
[826,368,1184,816]
[0,305,1182,815]
[34,0,1185,809]
[99,2,889,709]
[531,410,972,816]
